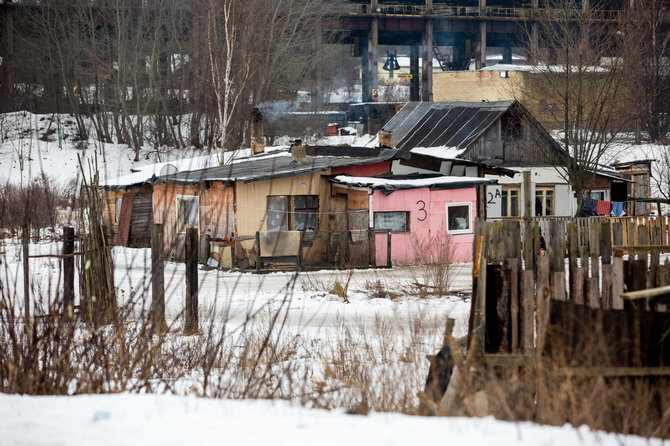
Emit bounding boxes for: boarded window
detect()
[177,195,199,232]
[294,195,318,231]
[374,211,409,233]
[446,202,472,234]
[267,196,289,231]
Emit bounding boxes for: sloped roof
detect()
[154,147,397,185]
[382,101,515,159]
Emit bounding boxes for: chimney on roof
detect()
[251,107,265,155]
[378,129,392,148]
[291,139,306,164]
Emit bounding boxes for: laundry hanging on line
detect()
[611,201,625,217]
[596,200,612,216]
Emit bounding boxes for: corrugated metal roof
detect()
[382,101,514,159]
[154,147,397,185]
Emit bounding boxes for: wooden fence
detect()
[472,215,670,371]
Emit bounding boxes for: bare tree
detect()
[621,0,670,143]
[205,0,254,163]
[522,0,631,214]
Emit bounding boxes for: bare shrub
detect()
[0,176,76,236]
[431,318,670,439]
[407,232,459,297]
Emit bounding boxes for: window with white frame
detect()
[446,202,472,234]
[177,195,199,233]
[590,190,606,201]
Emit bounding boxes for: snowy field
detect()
[2,111,668,444]
[1,393,662,446]
[0,240,664,445]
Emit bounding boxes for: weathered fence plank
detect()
[63,226,75,318]
[151,223,166,330]
[185,227,199,334]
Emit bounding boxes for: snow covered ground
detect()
[0,393,662,446]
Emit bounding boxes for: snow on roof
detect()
[101,146,289,188]
[330,174,496,190]
[480,64,609,73]
[410,146,467,160]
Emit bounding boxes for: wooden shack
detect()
[380,100,629,218]
[153,145,396,267]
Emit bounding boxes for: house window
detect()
[374,211,409,233]
[501,188,520,217]
[294,195,318,231]
[590,190,606,201]
[115,197,123,223]
[177,195,199,233]
[267,196,289,231]
[266,195,319,231]
[535,187,555,216]
[446,202,472,234]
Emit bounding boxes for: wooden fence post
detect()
[549,220,566,302]
[151,224,166,330]
[256,231,261,273]
[520,269,535,353]
[651,226,661,287]
[63,226,75,318]
[369,229,376,267]
[612,222,625,309]
[588,222,601,308]
[386,231,392,268]
[536,255,551,353]
[505,258,519,353]
[185,228,199,334]
[22,224,30,324]
[600,221,613,309]
[567,223,578,301]
[340,231,347,269]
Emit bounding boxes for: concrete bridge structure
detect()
[334,0,622,102]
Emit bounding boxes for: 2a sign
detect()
[486,185,502,218]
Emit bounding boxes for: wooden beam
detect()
[613,245,670,252]
[555,367,670,377]
[620,285,670,300]
[484,354,535,367]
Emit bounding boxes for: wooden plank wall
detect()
[481,216,670,359]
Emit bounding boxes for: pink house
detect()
[329,175,497,265]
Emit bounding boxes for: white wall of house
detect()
[485,166,577,217]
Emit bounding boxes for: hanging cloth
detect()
[611,202,625,217]
[582,197,597,216]
[596,200,612,216]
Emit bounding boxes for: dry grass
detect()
[0,273,444,416]
[406,232,461,298]
[431,321,670,439]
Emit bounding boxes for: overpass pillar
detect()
[361,37,371,102]
[503,44,512,64]
[477,0,487,69]
[531,0,538,62]
[421,19,433,101]
[361,0,379,102]
[410,44,420,101]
